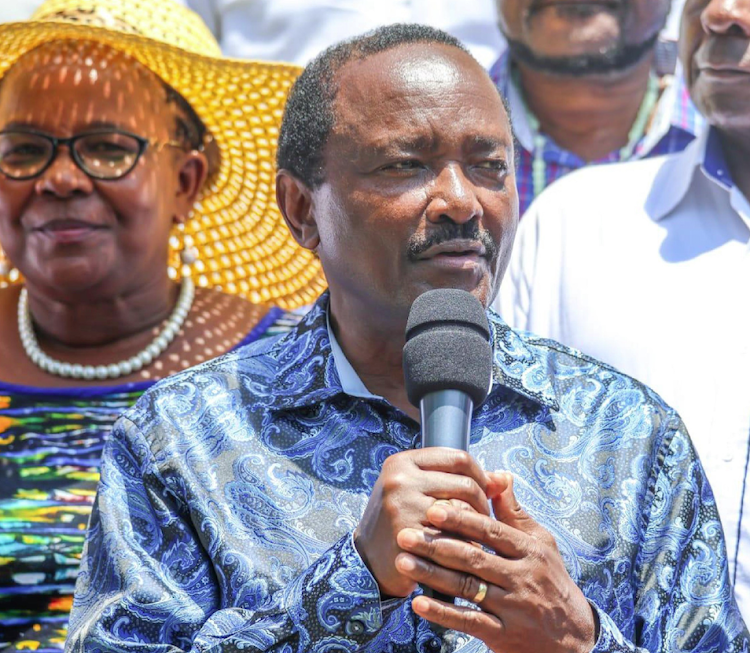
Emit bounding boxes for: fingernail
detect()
[398,554,417,572]
[428,506,448,523]
[434,500,452,506]
[399,529,419,547]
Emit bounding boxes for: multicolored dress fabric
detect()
[0,306,298,652]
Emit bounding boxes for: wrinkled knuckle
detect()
[386,451,407,466]
[531,538,549,563]
[419,558,437,582]
[460,607,483,633]
[467,545,486,571]
[424,535,440,559]
[483,518,502,542]
[469,479,486,503]
[383,471,409,494]
[459,573,481,602]
[453,449,472,470]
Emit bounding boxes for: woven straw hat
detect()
[0,0,327,309]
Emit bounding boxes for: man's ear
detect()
[276,169,320,251]
[174,150,209,223]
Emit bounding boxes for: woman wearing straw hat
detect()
[0,0,325,648]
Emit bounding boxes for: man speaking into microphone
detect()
[68,24,747,653]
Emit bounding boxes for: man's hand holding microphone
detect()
[354,290,597,653]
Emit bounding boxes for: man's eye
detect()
[384,160,421,171]
[476,159,508,172]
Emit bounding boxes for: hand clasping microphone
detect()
[402,288,493,613]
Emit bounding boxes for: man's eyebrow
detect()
[464,135,510,153]
[367,134,439,155]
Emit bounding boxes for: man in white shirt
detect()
[173,0,505,67]
[170,0,687,70]
[496,0,750,621]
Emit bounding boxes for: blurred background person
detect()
[0,0,324,649]
[491,0,701,214]
[0,0,690,72]
[497,0,750,622]
[173,0,506,67]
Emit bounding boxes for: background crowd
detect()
[0,0,747,652]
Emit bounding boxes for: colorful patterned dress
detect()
[0,307,296,651]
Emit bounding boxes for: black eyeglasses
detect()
[0,128,185,181]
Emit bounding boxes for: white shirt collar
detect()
[326,308,381,400]
[327,307,496,404]
[646,126,750,227]
[505,71,535,152]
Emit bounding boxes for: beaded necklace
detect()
[518,72,661,199]
[18,277,195,380]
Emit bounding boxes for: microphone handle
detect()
[419,390,474,631]
[420,390,473,450]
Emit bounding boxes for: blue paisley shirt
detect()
[67,292,748,653]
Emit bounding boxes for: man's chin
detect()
[506,32,657,76]
[409,272,495,309]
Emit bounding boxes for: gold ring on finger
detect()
[472,580,488,604]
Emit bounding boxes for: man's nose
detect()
[702,0,750,37]
[426,163,483,225]
[34,147,95,199]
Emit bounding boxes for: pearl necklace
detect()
[18,277,195,380]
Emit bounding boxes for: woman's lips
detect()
[33,219,107,244]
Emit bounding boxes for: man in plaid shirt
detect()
[491,0,702,215]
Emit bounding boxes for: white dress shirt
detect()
[327,308,380,400]
[173,0,505,67]
[495,127,750,621]
[0,0,46,21]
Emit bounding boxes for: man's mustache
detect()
[407,222,498,261]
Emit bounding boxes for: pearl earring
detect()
[178,222,199,270]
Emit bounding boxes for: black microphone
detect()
[403,288,493,449]
[402,288,493,616]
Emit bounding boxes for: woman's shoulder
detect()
[195,287,308,342]
[189,286,276,341]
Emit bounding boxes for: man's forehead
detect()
[336,43,485,100]
[331,43,508,132]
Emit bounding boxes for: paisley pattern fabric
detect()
[67,292,749,653]
[0,307,298,652]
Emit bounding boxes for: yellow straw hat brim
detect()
[0,0,327,309]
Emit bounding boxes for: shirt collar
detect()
[489,49,701,156]
[326,307,381,400]
[263,292,559,413]
[646,125,736,221]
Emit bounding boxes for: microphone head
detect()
[403,288,493,408]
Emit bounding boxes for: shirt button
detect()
[426,636,442,652]
[345,619,365,636]
[723,449,735,463]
